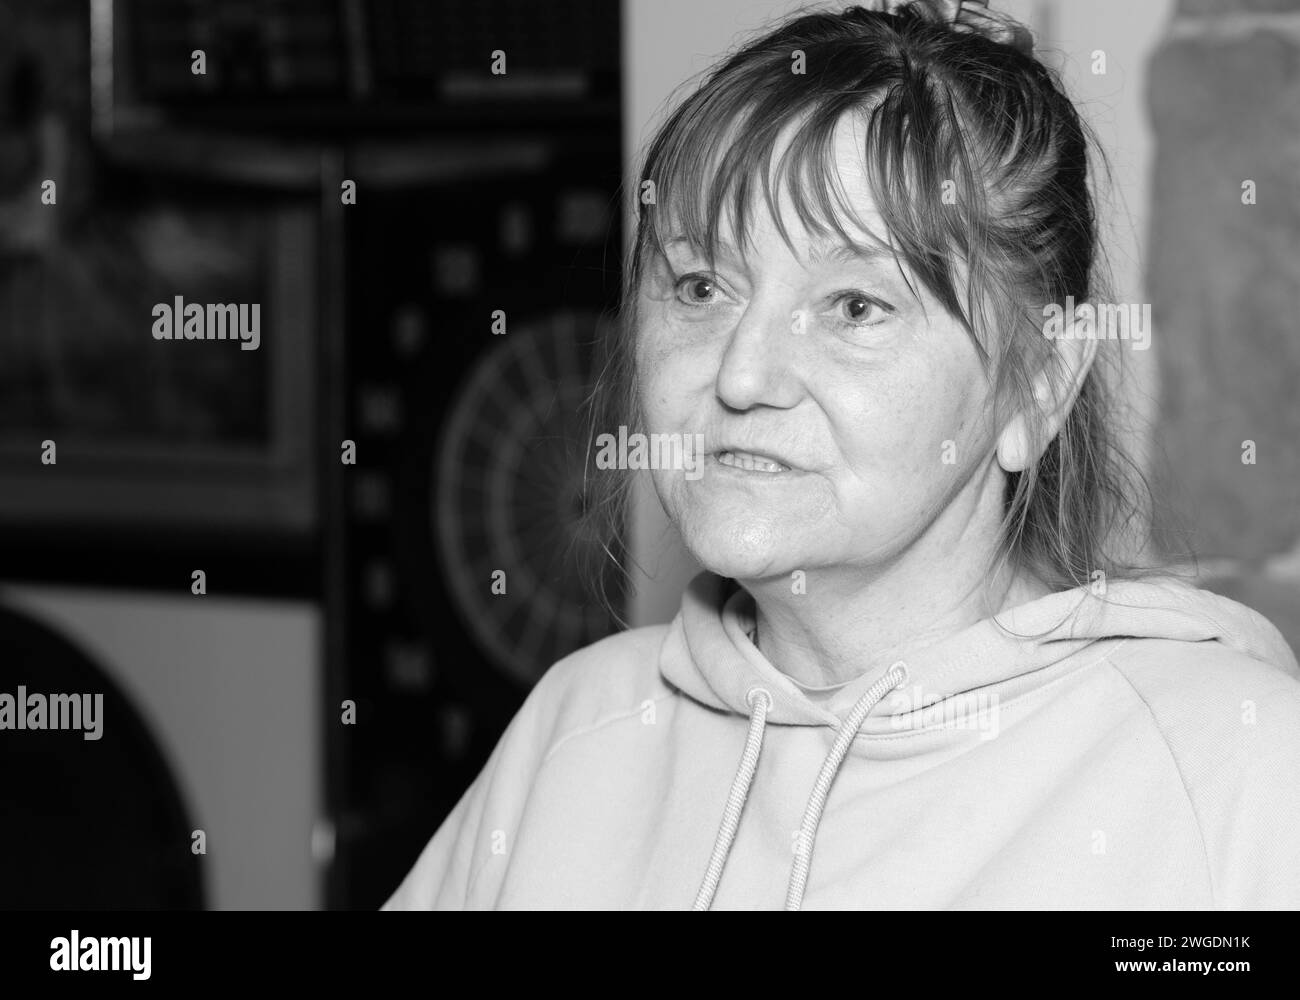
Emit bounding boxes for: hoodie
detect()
[382,571,1300,910]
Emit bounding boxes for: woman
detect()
[385,0,1300,909]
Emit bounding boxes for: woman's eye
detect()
[832,292,893,327]
[674,274,724,306]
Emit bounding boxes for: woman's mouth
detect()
[715,450,792,474]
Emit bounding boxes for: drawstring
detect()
[692,662,910,911]
[693,686,772,910]
[786,661,908,910]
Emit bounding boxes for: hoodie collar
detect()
[658,570,1300,728]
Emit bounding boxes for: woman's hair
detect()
[580,0,1155,624]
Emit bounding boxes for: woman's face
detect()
[635,118,1005,583]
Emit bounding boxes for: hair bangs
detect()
[639,92,904,285]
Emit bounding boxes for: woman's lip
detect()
[712,450,802,474]
[714,447,792,465]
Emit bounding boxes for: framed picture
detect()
[0,194,317,531]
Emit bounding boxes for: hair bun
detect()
[949,0,1036,56]
[871,0,1037,57]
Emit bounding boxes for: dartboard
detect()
[433,308,619,685]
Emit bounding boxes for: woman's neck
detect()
[741,549,1050,690]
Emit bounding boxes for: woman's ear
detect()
[996,307,1099,473]
[996,410,1035,473]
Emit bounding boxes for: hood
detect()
[660,570,1300,729]
[660,570,1300,910]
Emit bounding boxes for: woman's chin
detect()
[681,521,799,582]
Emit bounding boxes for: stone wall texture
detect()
[1147,1,1300,654]
[1147,7,1300,561]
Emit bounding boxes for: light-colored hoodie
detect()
[382,571,1300,910]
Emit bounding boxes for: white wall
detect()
[622,0,1174,626]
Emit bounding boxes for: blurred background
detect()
[0,0,1296,910]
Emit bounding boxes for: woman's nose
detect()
[713,305,804,411]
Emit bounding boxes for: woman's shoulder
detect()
[1106,631,1300,720]
[543,622,675,686]
[1098,600,1300,905]
[515,623,679,753]
[1101,611,1300,791]
[1092,574,1300,709]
